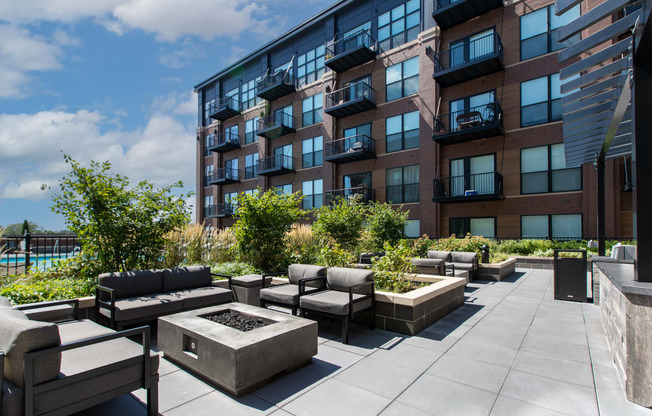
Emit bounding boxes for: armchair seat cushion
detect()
[449,262,475,272]
[300,291,372,316]
[260,284,301,306]
[164,286,232,309]
[98,294,183,322]
[231,274,272,288]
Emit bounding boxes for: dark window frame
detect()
[386,164,419,204]
[302,179,324,210]
[245,117,259,144]
[520,74,561,127]
[203,164,214,187]
[520,213,583,240]
[519,4,581,61]
[449,152,497,176]
[449,217,497,239]
[297,45,326,86]
[520,143,583,195]
[244,153,259,179]
[386,110,420,153]
[448,26,497,68]
[386,57,419,102]
[377,0,421,51]
[302,93,324,127]
[302,136,323,169]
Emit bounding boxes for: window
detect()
[344,123,371,138]
[302,93,323,127]
[245,153,259,179]
[241,77,262,111]
[386,165,419,203]
[204,133,214,157]
[449,28,496,68]
[245,117,259,144]
[521,144,582,194]
[302,136,323,168]
[343,123,372,152]
[244,189,258,197]
[203,86,216,126]
[449,154,496,196]
[344,172,371,189]
[404,220,420,238]
[521,73,578,127]
[275,184,293,195]
[273,105,293,129]
[448,91,496,132]
[225,123,239,140]
[204,165,214,187]
[378,0,420,51]
[520,4,581,61]
[343,172,372,202]
[386,57,419,101]
[302,179,323,209]
[274,144,293,169]
[522,214,582,239]
[224,158,238,180]
[204,195,214,217]
[450,218,496,238]
[297,46,326,86]
[386,111,419,152]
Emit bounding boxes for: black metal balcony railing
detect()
[433,32,504,87]
[206,172,219,186]
[256,154,296,176]
[324,134,376,164]
[256,71,297,101]
[325,29,377,73]
[209,96,241,121]
[256,112,296,139]
[325,81,376,118]
[204,203,236,218]
[213,167,239,185]
[325,186,376,205]
[433,0,505,30]
[433,101,504,145]
[433,172,504,203]
[207,131,241,153]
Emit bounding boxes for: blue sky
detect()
[0,0,334,231]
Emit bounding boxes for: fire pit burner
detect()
[202,310,273,332]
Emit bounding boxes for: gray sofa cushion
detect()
[450,262,476,272]
[260,284,301,306]
[427,251,452,261]
[451,251,477,263]
[0,314,61,388]
[411,258,444,267]
[288,264,327,286]
[165,286,232,310]
[0,296,12,308]
[326,267,374,293]
[300,291,372,315]
[1,308,28,321]
[163,266,212,292]
[98,270,164,299]
[98,294,183,322]
[21,304,75,322]
[231,274,272,288]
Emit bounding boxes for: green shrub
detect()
[365,203,408,252]
[312,198,365,250]
[317,241,356,268]
[209,262,259,277]
[431,234,491,255]
[285,224,320,265]
[372,243,416,294]
[0,278,95,305]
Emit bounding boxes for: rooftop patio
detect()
[73,268,652,416]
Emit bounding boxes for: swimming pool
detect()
[0,253,78,272]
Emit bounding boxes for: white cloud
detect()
[159,42,205,68]
[0,0,127,24]
[52,30,82,47]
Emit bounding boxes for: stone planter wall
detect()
[477,258,516,281]
[372,276,466,336]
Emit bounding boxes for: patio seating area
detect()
[70,268,652,416]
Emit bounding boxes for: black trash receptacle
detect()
[554,249,588,302]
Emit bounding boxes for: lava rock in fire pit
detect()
[202,310,273,332]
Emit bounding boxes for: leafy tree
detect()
[312,198,365,251]
[1,221,44,236]
[232,189,303,272]
[365,202,409,252]
[49,155,192,272]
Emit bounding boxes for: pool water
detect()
[0,253,77,271]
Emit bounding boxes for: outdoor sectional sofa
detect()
[96,265,232,329]
[0,296,159,416]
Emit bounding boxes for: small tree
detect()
[365,202,409,252]
[312,198,365,250]
[50,155,192,272]
[232,189,303,272]
[21,220,30,235]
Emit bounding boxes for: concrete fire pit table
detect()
[157,302,318,396]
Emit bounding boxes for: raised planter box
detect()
[477,258,516,281]
[372,275,466,336]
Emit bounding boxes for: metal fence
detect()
[0,234,80,276]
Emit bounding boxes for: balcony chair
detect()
[259,264,327,315]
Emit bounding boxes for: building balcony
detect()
[324,186,375,205]
[210,167,239,185]
[207,131,241,153]
[204,203,235,218]
[432,0,504,30]
[256,71,296,101]
[256,154,295,176]
[324,82,376,118]
[325,29,377,73]
[433,32,504,87]
[433,172,504,203]
[324,135,375,164]
[256,112,296,139]
[209,96,240,121]
[433,101,503,145]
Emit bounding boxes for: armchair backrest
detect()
[326,267,374,293]
[98,270,164,299]
[427,251,452,261]
[288,264,327,286]
[163,266,212,292]
[451,252,478,269]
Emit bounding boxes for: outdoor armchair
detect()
[259,264,327,315]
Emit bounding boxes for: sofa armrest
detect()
[299,276,327,296]
[262,272,285,288]
[23,326,153,416]
[348,281,374,318]
[15,299,79,322]
[211,273,231,280]
[95,285,116,328]
[445,263,455,276]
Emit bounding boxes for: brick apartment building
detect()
[193,0,632,240]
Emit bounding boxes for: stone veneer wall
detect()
[477,259,516,281]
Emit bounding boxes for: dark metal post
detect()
[481,244,490,263]
[24,231,31,274]
[596,156,606,256]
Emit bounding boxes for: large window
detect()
[450,217,496,238]
[297,46,326,86]
[302,136,323,168]
[450,28,496,68]
[302,93,323,127]
[386,57,419,101]
[449,91,496,132]
[203,87,216,126]
[521,73,578,127]
[521,144,582,194]
[404,220,420,238]
[241,77,262,111]
[522,214,582,239]
[204,195,213,209]
[245,117,259,144]
[204,165,214,187]
[302,179,323,210]
[386,165,419,203]
[450,154,496,196]
[224,158,238,180]
[204,133,213,157]
[245,153,258,179]
[378,0,420,51]
[275,184,293,195]
[520,4,581,61]
[274,144,293,169]
[225,123,238,139]
[386,111,419,153]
